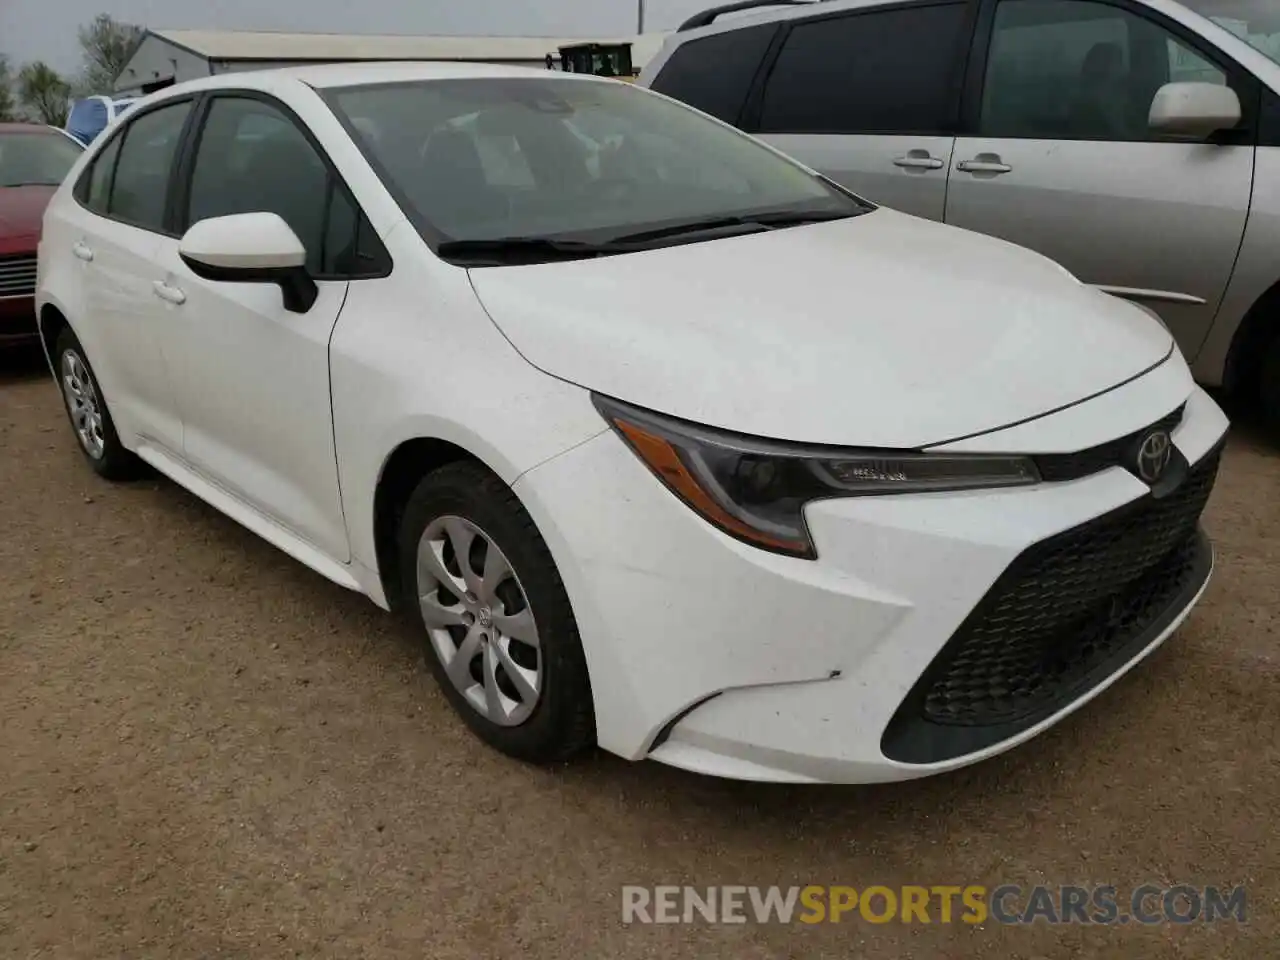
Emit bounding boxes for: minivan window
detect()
[647,23,779,124]
[1179,0,1280,66]
[981,0,1229,141]
[756,4,969,135]
[327,77,869,250]
[108,101,192,232]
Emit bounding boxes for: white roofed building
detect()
[115,29,669,95]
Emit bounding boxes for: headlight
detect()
[594,395,1040,559]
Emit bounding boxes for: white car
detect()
[35,63,1229,785]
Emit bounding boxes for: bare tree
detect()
[0,55,17,122]
[77,13,144,94]
[18,62,71,126]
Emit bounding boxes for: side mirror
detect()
[179,212,318,314]
[1148,82,1241,140]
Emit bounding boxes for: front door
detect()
[154,94,353,562]
[945,0,1255,358]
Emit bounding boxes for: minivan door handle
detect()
[957,154,1013,175]
[152,280,187,305]
[72,241,94,262]
[893,150,945,171]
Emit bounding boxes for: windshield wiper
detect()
[607,209,855,245]
[437,209,861,265]
[0,180,58,188]
[437,237,636,265]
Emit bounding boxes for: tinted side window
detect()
[108,100,192,232]
[186,97,332,273]
[648,23,778,125]
[758,5,969,134]
[980,0,1230,141]
[84,135,122,213]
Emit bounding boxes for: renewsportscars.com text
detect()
[621,884,1247,926]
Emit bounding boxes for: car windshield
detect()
[1181,0,1280,65]
[0,131,83,187]
[324,77,871,260]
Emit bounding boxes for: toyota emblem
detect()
[1135,430,1174,484]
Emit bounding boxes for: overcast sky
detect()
[0,0,718,75]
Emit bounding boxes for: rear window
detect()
[647,23,779,125]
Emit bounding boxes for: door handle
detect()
[893,153,944,170]
[72,241,94,262]
[152,280,187,305]
[957,156,1013,175]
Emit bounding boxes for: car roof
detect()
[155,60,610,97]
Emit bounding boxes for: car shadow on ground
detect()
[0,344,50,385]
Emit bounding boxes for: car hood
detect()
[468,209,1174,448]
[0,184,56,247]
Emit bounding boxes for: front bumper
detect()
[512,383,1229,784]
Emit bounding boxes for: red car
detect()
[1,123,84,346]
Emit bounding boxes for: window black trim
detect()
[172,88,393,282]
[960,0,1262,144]
[743,0,982,137]
[1260,84,1280,148]
[72,94,200,236]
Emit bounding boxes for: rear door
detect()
[944,0,1256,357]
[747,2,975,219]
[63,98,195,453]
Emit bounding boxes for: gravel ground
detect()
[1,346,1277,959]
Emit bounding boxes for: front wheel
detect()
[54,328,143,480]
[398,462,595,764]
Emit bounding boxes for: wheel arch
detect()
[37,301,73,375]
[1223,277,1280,403]
[371,436,509,612]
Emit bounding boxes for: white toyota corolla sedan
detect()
[36,63,1229,784]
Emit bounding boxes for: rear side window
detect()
[83,135,121,214]
[757,4,970,135]
[647,23,778,124]
[108,100,193,232]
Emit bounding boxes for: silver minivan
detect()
[638,0,1280,427]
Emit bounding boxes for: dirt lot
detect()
[1,346,1276,960]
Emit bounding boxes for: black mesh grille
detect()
[1034,405,1185,482]
[882,443,1221,764]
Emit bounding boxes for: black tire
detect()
[53,327,144,480]
[1260,332,1280,434]
[398,461,595,764]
